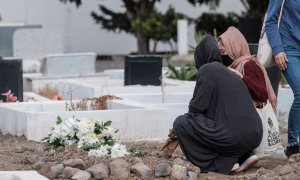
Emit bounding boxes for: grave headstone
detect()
[0,59,23,102]
[124,55,162,86]
[40,53,96,77]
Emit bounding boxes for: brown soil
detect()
[0,130,298,180]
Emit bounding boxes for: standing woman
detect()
[172,35,262,174]
[265,0,300,158]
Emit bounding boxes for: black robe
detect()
[173,35,263,174]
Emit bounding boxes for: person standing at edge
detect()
[265,0,300,158]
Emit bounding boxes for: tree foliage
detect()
[186,0,219,7]
[91,1,186,54]
[195,12,239,36]
[240,0,269,19]
[59,0,81,6]
[189,0,269,19]
[59,0,269,53]
[58,0,214,54]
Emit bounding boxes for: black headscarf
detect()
[194,35,222,69]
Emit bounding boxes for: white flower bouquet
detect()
[42,116,128,158]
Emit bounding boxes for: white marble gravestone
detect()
[40,52,97,77]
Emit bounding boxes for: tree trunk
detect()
[124,0,152,54]
[135,0,150,54]
[137,31,150,54]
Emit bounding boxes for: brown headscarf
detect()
[218,26,277,111]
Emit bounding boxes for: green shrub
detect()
[167,63,198,81]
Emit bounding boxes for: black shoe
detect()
[285,143,299,158]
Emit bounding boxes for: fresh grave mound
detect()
[0,133,299,179]
[0,117,298,179]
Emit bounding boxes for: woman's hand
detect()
[254,101,265,109]
[275,52,288,70]
[228,67,243,78]
[168,128,176,139]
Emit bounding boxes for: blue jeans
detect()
[282,46,300,146]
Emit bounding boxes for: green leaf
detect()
[194,31,205,44]
[179,68,185,80]
[167,63,198,81]
[186,68,198,80]
[94,124,101,134]
[56,116,63,125]
[167,64,180,79]
[104,120,112,127]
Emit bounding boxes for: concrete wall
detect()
[14,28,64,60]
[0,0,244,55]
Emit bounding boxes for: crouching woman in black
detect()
[173,35,263,174]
